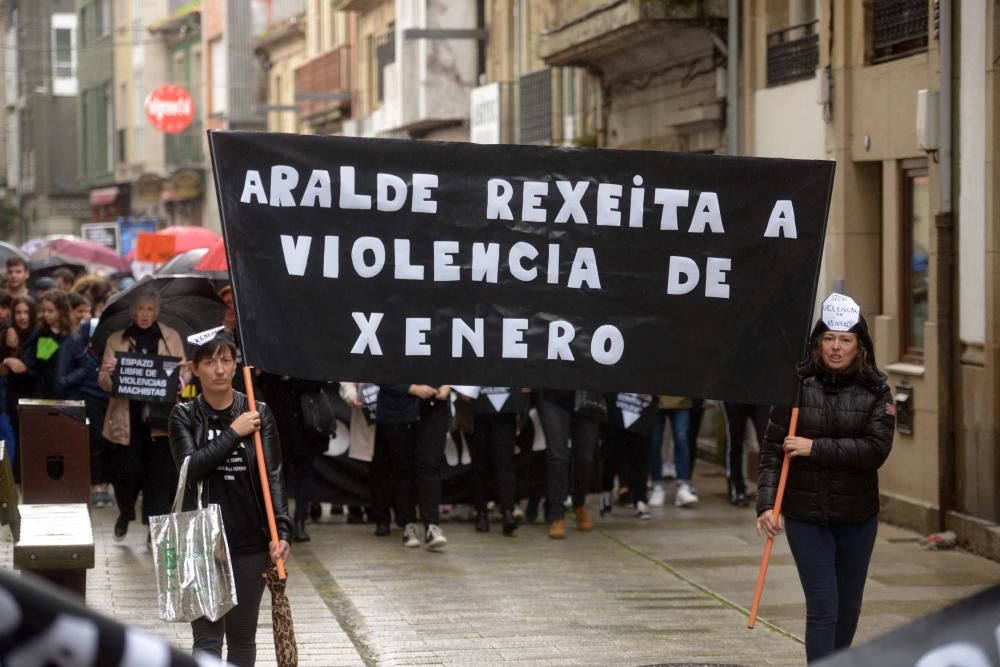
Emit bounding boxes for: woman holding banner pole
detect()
[98,287,186,542]
[756,293,895,663]
[169,331,292,667]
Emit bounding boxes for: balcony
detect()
[541,0,727,73]
[870,0,929,64]
[767,20,819,87]
[165,120,204,169]
[344,0,478,138]
[295,46,352,121]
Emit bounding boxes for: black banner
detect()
[111,352,181,402]
[815,585,1000,666]
[209,132,834,405]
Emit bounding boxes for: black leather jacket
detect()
[168,391,293,543]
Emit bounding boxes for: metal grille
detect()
[766,20,819,87]
[872,0,929,63]
[518,68,551,145]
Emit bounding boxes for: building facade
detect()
[741,0,999,558]
[4,0,87,240]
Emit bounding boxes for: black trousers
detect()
[602,425,648,504]
[291,452,317,523]
[372,399,448,527]
[84,395,111,485]
[537,399,600,521]
[721,402,770,497]
[112,429,177,524]
[469,412,517,513]
[191,550,270,667]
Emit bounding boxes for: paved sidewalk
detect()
[2,463,998,666]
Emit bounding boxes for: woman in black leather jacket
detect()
[756,294,895,663]
[168,333,292,667]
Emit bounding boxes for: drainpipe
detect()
[727,0,739,155]
[936,0,955,532]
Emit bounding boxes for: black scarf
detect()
[123,321,163,355]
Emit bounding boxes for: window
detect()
[900,159,929,361]
[105,84,114,172]
[51,14,77,96]
[210,39,227,115]
[98,0,112,38]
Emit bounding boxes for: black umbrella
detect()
[91,274,227,360]
[27,257,86,290]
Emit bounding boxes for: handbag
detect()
[574,390,609,422]
[150,456,238,623]
[299,385,339,435]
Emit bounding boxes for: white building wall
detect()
[959,0,986,344]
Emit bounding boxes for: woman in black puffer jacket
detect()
[756,294,895,663]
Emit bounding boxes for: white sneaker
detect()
[649,484,666,507]
[675,483,699,508]
[662,462,677,479]
[402,523,420,548]
[424,524,447,550]
[635,500,652,520]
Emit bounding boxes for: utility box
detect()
[916,89,939,151]
[18,400,89,504]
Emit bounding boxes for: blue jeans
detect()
[785,515,878,663]
[648,409,692,482]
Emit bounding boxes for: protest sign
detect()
[111,352,181,402]
[209,132,834,405]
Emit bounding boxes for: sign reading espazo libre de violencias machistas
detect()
[208,132,834,406]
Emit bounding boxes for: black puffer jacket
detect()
[169,392,293,543]
[757,317,895,524]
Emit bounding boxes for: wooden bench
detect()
[0,442,94,600]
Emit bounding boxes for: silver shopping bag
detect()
[150,456,238,622]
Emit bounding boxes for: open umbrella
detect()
[91,274,227,359]
[33,238,131,274]
[155,248,209,275]
[27,257,86,291]
[193,238,227,272]
[0,241,27,266]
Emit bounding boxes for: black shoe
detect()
[293,519,311,543]
[501,510,517,537]
[374,522,391,537]
[113,515,128,541]
[346,508,365,524]
[474,511,490,533]
[309,503,322,522]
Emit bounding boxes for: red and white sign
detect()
[145,84,195,134]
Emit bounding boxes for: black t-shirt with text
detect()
[205,405,268,555]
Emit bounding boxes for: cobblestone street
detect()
[4,464,999,666]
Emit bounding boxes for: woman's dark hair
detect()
[67,291,89,309]
[192,335,238,366]
[84,278,114,309]
[0,289,11,312]
[37,289,75,335]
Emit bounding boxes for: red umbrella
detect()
[126,226,222,261]
[193,239,227,272]
[34,238,131,273]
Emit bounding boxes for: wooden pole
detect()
[747,406,799,629]
[242,365,287,580]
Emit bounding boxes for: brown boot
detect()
[575,506,593,531]
[548,518,566,539]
